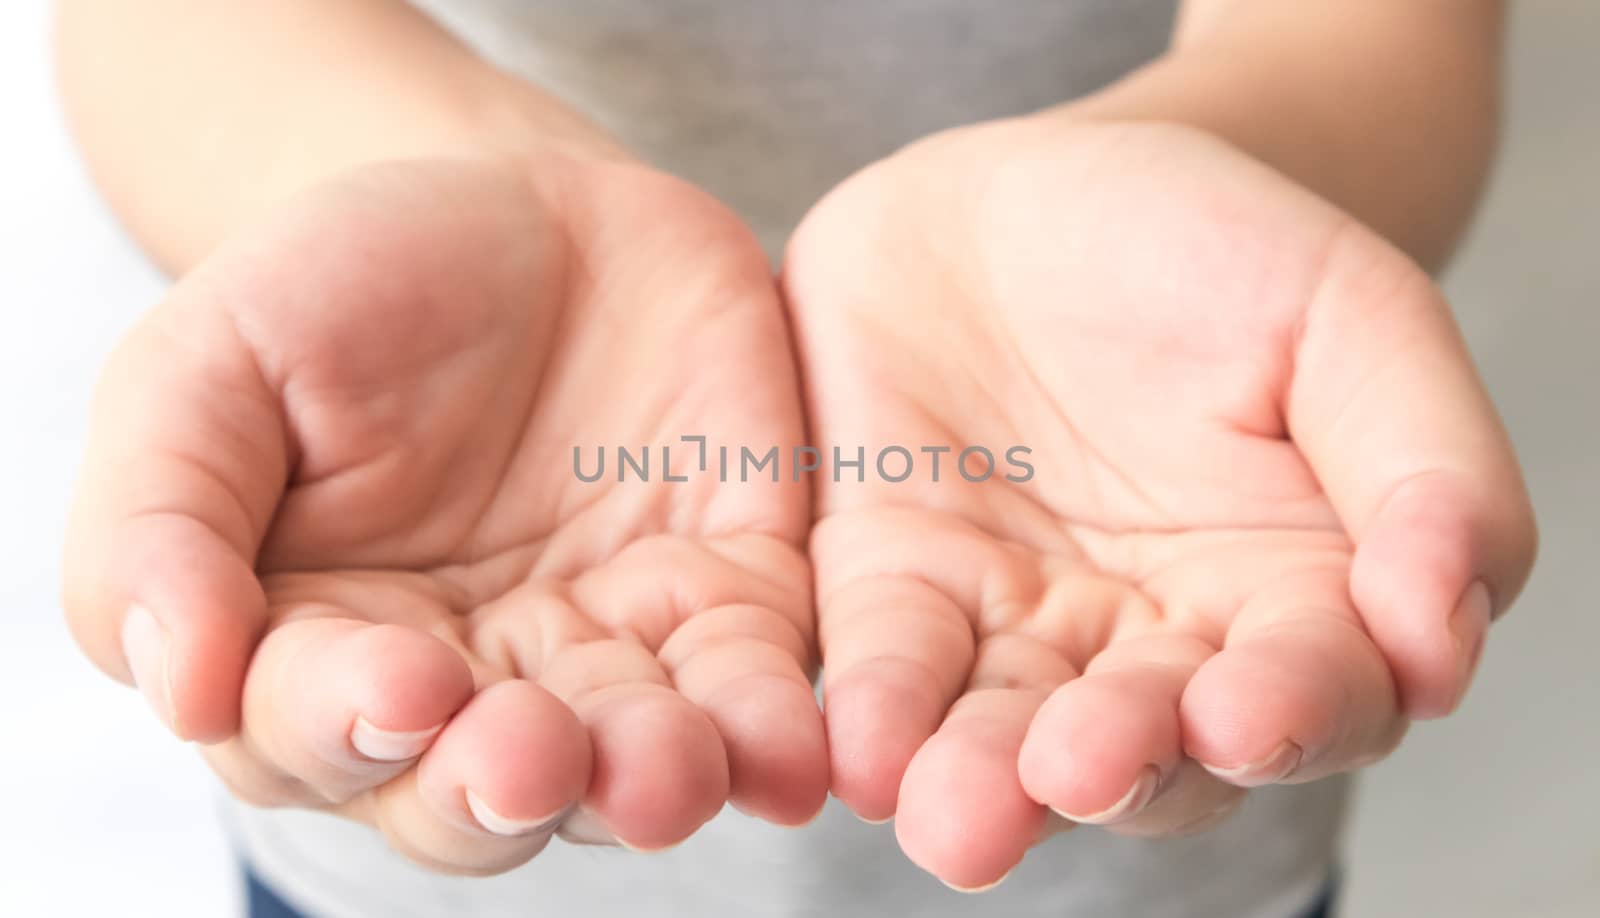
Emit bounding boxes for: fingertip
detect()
[577,684,729,851]
[418,680,591,836]
[716,676,829,826]
[1350,507,1480,718]
[229,617,475,803]
[89,515,268,743]
[1348,466,1534,719]
[1018,679,1175,821]
[823,666,944,822]
[153,598,262,745]
[332,623,476,743]
[894,695,1043,892]
[1179,650,1317,785]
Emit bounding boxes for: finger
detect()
[896,634,1075,892]
[561,534,822,825]
[204,615,475,806]
[819,574,974,822]
[358,679,591,876]
[1019,633,1216,826]
[540,640,730,851]
[1289,231,1537,717]
[1181,572,1407,785]
[63,290,287,742]
[659,604,828,826]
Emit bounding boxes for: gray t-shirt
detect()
[232,2,1350,915]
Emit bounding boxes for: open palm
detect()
[65,155,824,874]
[783,121,1535,890]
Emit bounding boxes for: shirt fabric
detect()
[232,2,1350,915]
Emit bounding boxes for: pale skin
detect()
[58,0,1535,893]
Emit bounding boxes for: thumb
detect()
[64,278,288,742]
[1288,226,1537,719]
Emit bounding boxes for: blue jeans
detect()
[245,867,1338,917]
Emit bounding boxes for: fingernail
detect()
[1052,764,1161,824]
[1450,581,1492,708]
[465,791,569,837]
[555,806,622,847]
[554,806,680,852]
[1202,740,1302,787]
[121,605,175,733]
[941,869,1013,894]
[567,808,681,852]
[350,717,444,762]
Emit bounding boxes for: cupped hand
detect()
[782,120,1536,890]
[64,155,826,874]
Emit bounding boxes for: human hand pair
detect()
[64,121,1535,886]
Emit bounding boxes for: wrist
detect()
[1038,50,1495,271]
[462,70,633,167]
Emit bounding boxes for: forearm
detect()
[1061,0,1505,270]
[56,0,623,274]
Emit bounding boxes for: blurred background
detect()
[1,2,1594,915]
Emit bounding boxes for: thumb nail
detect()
[1450,581,1492,708]
[122,605,176,733]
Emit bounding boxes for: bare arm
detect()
[1065,0,1504,269]
[56,0,623,273]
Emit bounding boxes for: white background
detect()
[2,2,1595,916]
